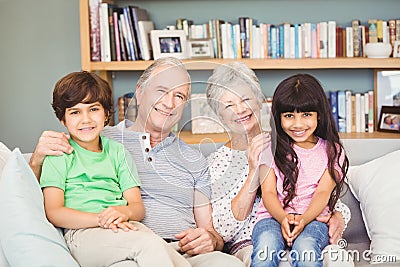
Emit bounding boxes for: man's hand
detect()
[175,228,217,255]
[317,211,345,244]
[30,131,72,179]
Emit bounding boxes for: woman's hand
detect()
[317,211,345,244]
[247,132,271,170]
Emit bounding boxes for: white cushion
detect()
[0,148,79,267]
[0,142,12,267]
[0,142,11,176]
[347,150,400,264]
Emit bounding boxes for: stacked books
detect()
[89,0,154,61]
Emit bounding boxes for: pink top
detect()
[257,138,344,221]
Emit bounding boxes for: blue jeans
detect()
[251,218,329,267]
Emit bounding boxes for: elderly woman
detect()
[206,62,351,266]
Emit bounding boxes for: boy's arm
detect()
[43,187,99,229]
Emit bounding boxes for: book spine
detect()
[327,21,336,58]
[352,19,360,57]
[89,0,101,61]
[238,17,247,58]
[113,11,121,61]
[377,19,383,42]
[368,19,378,43]
[100,3,111,62]
[368,90,374,132]
[319,22,328,58]
[345,90,353,133]
[108,5,116,61]
[346,27,354,57]
[389,19,396,54]
[338,91,346,133]
[360,94,365,132]
[329,91,339,130]
[355,93,361,132]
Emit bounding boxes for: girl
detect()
[251,74,349,267]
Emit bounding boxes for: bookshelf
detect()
[79,0,400,142]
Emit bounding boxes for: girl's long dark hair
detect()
[271,74,348,211]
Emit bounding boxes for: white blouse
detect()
[208,145,351,252]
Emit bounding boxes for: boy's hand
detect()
[107,221,138,233]
[98,206,129,229]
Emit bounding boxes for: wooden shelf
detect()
[83,58,400,72]
[177,131,399,144]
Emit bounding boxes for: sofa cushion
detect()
[347,149,400,264]
[0,148,79,267]
[0,142,11,176]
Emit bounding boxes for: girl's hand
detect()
[247,132,271,170]
[98,207,129,229]
[280,214,298,246]
[288,214,305,246]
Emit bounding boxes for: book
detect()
[89,0,101,61]
[345,90,353,133]
[137,21,154,60]
[355,93,361,132]
[329,91,339,130]
[319,22,328,58]
[352,19,360,57]
[338,91,346,132]
[191,94,225,134]
[368,90,374,133]
[327,21,336,58]
[368,19,378,43]
[99,3,111,62]
[346,27,354,57]
[129,6,151,60]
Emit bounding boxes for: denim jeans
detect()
[251,218,329,267]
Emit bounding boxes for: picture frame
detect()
[187,38,214,59]
[393,41,400,58]
[377,105,400,132]
[374,69,400,126]
[150,30,188,60]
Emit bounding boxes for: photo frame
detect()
[375,70,400,126]
[393,41,400,58]
[377,105,400,132]
[187,38,214,58]
[150,30,188,60]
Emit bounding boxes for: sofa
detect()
[0,138,400,267]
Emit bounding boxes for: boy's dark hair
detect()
[270,73,348,211]
[52,71,113,125]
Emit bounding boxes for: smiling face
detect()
[218,82,262,135]
[280,111,318,148]
[62,101,106,152]
[135,65,190,136]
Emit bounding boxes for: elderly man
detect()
[30,57,244,267]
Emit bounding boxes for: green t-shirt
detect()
[40,136,140,213]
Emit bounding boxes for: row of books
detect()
[117,93,137,122]
[89,0,154,62]
[180,18,400,59]
[329,90,374,133]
